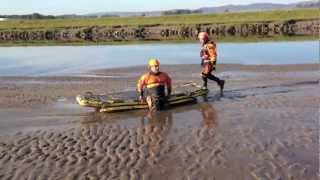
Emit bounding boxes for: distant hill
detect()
[196,1,320,13]
[85,1,319,17]
[295,0,320,8]
[85,11,162,17]
[197,3,292,13]
[2,1,319,19]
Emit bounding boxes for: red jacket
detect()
[200,41,217,62]
[137,72,172,92]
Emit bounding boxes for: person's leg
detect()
[202,74,208,89]
[147,96,164,112]
[206,73,221,84]
[202,62,225,95]
[147,86,167,112]
[206,73,225,95]
[146,96,154,111]
[155,97,164,111]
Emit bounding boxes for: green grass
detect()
[0,8,319,29]
[0,35,316,47]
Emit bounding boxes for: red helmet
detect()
[198,32,209,40]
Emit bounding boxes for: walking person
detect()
[198,32,225,95]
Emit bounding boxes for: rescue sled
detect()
[76,83,208,113]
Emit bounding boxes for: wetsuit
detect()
[200,40,224,90]
[137,71,172,111]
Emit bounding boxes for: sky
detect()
[0,0,306,15]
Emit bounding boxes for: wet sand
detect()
[0,64,319,179]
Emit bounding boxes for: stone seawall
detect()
[0,19,318,42]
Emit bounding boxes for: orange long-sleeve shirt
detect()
[137,72,172,93]
[200,41,217,62]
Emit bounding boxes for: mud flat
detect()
[0,64,319,179]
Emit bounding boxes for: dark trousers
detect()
[202,73,221,87]
[146,85,168,111]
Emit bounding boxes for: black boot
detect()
[202,75,208,90]
[219,80,225,96]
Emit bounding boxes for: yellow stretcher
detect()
[76,83,208,113]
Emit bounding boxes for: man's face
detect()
[199,37,205,44]
[150,65,160,74]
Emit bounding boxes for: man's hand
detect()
[201,54,209,60]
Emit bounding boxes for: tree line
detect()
[161,9,202,16]
[0,13,119,20]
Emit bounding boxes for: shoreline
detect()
[0,35,317,47]
[1,63,318,77]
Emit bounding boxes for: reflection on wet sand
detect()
[198,103,218,129]
[80,100,218,130]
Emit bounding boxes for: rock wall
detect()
[0,19,318,42]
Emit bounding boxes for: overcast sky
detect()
[1,0,305,15]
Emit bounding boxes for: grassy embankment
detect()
[1,8,319,28]
[0,35,316,47]
[0,8,318,46]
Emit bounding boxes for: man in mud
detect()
[198,32,225,95]
[137,59,172,112]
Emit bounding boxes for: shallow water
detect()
[0,41,318,76]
